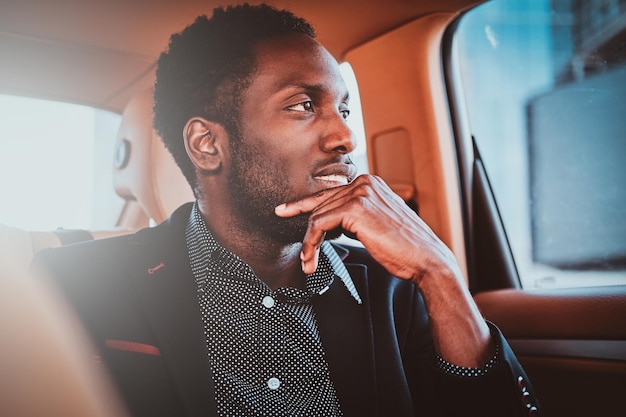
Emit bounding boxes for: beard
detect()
[227,136,343,245]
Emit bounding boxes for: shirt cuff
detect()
[435,336,500,378]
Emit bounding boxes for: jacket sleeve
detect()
[343,244,541,417]
[401,288,541,416]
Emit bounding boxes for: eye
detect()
[339,103,351,120]
[288,101,314,112]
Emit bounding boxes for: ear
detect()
[183,117,229,173]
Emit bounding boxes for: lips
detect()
[313,163,358,188]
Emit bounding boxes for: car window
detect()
[339,62,369,175]
[452,0,626,289]
[0,94,123,230]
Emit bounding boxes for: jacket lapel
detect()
[125,205,216,417]
[313,262,378,416]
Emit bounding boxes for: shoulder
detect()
[32,203,193,283]
[34,234,132,277]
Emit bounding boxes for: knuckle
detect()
[307,213,322,229]
[353,182,374,198]
[313,187,333,199]
[347,195,371,212]
[354,174,375,186]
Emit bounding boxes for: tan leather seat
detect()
[113,89,194,229]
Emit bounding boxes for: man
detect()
[35,4,540,416]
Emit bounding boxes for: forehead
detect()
[248,34,347,98]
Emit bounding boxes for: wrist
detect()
[412,262,493,368]
[436,327,500,377]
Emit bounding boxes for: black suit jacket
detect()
[34,203,540,416]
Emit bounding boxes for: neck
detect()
[240,242,306,290]
[198,200,306,290]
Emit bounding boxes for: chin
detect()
[265,214,309,244]
[267,217,344,245]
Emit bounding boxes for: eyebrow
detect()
[279,82,350,102]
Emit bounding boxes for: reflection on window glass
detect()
[455,0,626,288]
[0,95,123,230]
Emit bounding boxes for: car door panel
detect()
[475,287,626,417]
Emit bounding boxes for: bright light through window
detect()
[0,94,123,231]
[339,62,369,175]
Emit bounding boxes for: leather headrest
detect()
[113,90,194,224]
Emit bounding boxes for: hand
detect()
[275,175,460,283]
[276,174,493,366]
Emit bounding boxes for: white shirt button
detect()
[262,296,275,308]
[267,377,280,390]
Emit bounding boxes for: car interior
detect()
[1,0,625,416]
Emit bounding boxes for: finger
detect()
[300,233,323,274]
[300,215,331,274]
[274,185,347,217]
[299,204,357,273]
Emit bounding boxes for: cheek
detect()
[238,127,318,188]
[267,155,309,190]
[254,139,311,173]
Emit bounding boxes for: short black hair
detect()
[153,3,316,192]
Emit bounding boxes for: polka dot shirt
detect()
[186,204,361,416]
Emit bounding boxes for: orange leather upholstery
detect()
[475,287,626,339]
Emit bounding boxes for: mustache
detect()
[309,155,357,178]
[311,154,354,168]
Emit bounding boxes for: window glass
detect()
[334,62,368,248]
[339,62,369,175]
[0,94,124,230]
[454,0,626,288]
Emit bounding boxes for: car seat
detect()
[113,89,194,228]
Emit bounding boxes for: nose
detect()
[319,111,356,154]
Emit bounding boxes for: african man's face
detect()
[225,34,357,244]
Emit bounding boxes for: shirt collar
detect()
[320,241,362,304]
[187,203,362,304]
